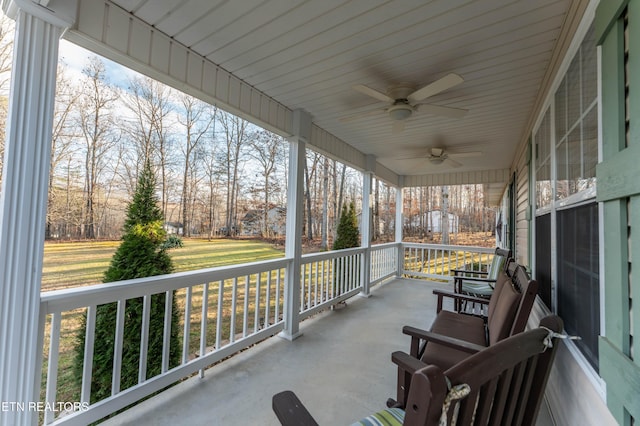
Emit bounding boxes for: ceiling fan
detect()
[399,147,482,168]
[341,73,468,132]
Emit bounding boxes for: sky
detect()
[58,39,139,88]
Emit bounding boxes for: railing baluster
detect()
[81,305,96,405]
[216,280,224,349]
[139,295,151,384]
[243,275,250,338]
[349,255,353,291]
[254,273,261,333]
[162,291,173,373]
[314,261,318,307]
[44,313,61,425]
[353,254,358,290]
[340,256,345,294]
[320,260,325,303]
[183,286,193,365]
[265,272,271,327]
[112,299,126,394]
[331,258,336,299]
[307,263,312,308]
[199,283,209,378]
[230,277,237,343]
[275,270,281,324]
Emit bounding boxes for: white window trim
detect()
[529,0,606,401]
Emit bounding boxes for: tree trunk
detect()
[304,160,313,240]
[321,157,329,249]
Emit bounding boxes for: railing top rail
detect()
[300,247,364,262]
[401,243,495,254]
[370,242,401,250]
[40,257,290,314]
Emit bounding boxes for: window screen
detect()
[535,213,552,308]
[557,202,599,371]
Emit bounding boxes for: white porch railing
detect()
[370,243,399,285]
[40,258,289,425]
[401,243,495,281]
[299,247,364,320]
[38,243,490,425]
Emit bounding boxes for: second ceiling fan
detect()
[342,72,468,133]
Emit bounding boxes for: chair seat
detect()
[460,280,494,297]
[352,407,405,426]
[421,310,487,370]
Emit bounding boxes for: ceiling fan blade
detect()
[449,151,482,158]
[416,103,468,119]
[352,84,394,103]
[408,73,464,103]
[444,157,463,168]
[392,121,405,134]
[339,108,385,122]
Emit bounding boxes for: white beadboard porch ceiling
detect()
[75,0,585,188]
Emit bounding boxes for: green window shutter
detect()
[597,1,640,424]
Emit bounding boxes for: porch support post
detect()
[396,178,404,277]
[359,156,374,296]
[0,1,75,424]
[280,109,311,341]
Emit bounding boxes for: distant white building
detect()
[406,211,459,233]
[240,207,286,236]
[164,222,184,235]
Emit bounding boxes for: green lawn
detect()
[41,238,285,291]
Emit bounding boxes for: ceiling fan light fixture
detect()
[388,105,413,121]
[429,157,444,165]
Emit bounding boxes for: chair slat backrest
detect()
[508,265,538,337]
[404,315,563,426]
[486,263,538,344]
[486,247,511,280]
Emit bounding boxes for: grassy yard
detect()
[41,238,284,291]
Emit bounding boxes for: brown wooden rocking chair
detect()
[272,315,563,426]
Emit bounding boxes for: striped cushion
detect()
[352,407,405,426]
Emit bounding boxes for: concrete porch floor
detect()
[103,278,554,425]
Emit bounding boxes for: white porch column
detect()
[359,155,374,296]
[395,178,404,276]
[0,2,75,424]
[280,109,311,341]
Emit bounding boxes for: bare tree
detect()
[248,130,285,237]
[218,111,249,236]
[303,152,321,240]
[122,76,174,212]
[321,157,329,249]
[178,94,215,236]
[202,111,221,239]
[336,162,347,231]
[77,57,120,239]
[47,63,80,239]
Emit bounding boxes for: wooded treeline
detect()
[0,17,494,247]
[41,55,372,245]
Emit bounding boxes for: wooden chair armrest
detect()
[452,276,497,284]
[433,289,491,313]
[391,351,429,374]
[272,390,319,426]
[451,268,489,276]
[402,325,487,354]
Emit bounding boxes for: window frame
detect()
[530,15,606,398]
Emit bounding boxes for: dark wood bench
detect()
[390,262,538,408]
